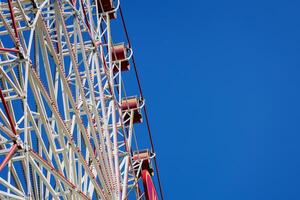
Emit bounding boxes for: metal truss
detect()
[0,0,155,199]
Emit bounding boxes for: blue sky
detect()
[122,0,300,199]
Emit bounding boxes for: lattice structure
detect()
[0,0,161,199]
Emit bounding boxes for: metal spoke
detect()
[0,0,161,199]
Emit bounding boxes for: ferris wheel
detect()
[0,0,163,199]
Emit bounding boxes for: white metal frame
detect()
[0,0,148,199]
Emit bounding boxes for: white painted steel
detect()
[0,0,148,199]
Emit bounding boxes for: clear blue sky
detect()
[122,0,300,199]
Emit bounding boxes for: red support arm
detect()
[0,144,18,172]
[0,47,20,53]
[0,88,18,136]
[7,0,19,41]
